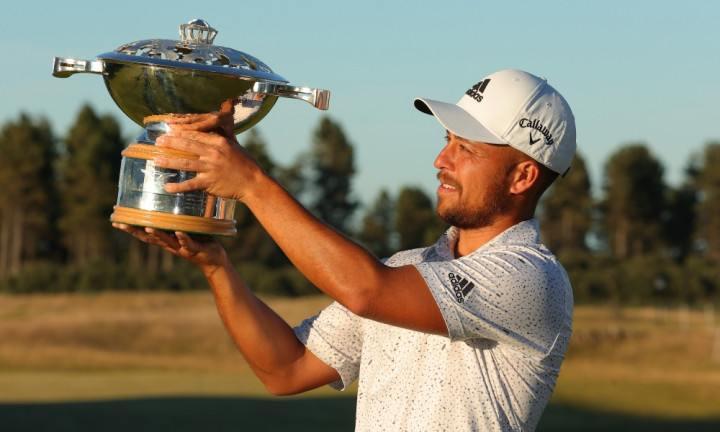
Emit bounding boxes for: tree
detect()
[0,114,57,277]
[395,186,447,251]
[600,144,666,258]
[539,153,593,254]
[57,105,125,265]
[693,141,720,262]
[221,128,321,296]
[356,189,395,258]
[225,129,286,266]
[663,179,698,262]
[244,128,277,174]
[307,117,358,234]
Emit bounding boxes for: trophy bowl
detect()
[52,19,330,236]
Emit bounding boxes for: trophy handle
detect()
[252,82,330,110]
[52,57,104,78]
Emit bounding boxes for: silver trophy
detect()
[53,19,330,236]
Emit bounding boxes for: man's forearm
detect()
[240,174,446,335]
[202,259,338,394]
[242,176,383,314]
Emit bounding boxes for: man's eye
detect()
[443,135,450,143]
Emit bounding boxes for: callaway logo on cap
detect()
[414,69,576,175]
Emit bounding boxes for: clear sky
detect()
[4,0,719,207]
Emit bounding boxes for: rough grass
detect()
[1,292,719,423]
[554,304,720,419]
[0,292,331,373]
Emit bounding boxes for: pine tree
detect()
[225,129,286,267]
[663,173,698,262]
[694,141,720,262]
[0,114,57,277]
[395,186,447,251]
[356,189,395,258]
[307,117,358,234]
[57,105,124,265]
[539,153,593,254]
[600,143,666,258]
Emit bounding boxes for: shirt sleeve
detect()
[293,301,364,390]
[414,247,572,361]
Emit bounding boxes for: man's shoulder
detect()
[384,246,431,267]
[486,219,542,247]
[383,220,554,268]
[382,227,457,267]
[463,220,544,258]
[458,220,568,289]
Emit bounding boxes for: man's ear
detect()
[509,160,540,195]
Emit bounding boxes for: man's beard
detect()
[436,173,512,229]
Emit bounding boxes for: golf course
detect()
[1,292,718,431]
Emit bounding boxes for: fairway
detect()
[1,292,719,430]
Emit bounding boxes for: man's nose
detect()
[434,144,454,170]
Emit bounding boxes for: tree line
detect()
[1,106,719,305]
[540,142,720,305]
[0,106,447,296]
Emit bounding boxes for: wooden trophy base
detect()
[110,205,237,237]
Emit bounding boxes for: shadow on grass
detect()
[0,397,356,432]
[537,404,720,432]
[1,397,719,432]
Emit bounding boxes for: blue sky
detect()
[4,0,719,206]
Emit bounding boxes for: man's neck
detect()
[454,216,525,257]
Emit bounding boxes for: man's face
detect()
[434,132,517,229]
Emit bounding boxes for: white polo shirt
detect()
[294,219,573,431]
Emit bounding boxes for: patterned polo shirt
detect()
[294,219,573,431]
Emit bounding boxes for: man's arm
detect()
[154,126,447,336]
[112,225,340,395]
[244,174,447,335]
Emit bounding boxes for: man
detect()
[115,69,575,431]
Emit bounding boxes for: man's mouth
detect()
[437,172,459,190]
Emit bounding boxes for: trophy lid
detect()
[52,18,329,133]
[97,19,288,83]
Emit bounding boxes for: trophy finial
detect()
[180,19,217,45]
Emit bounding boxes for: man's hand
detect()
[160,108,236,138]
[153,112,264,202]
[112,224,227,277]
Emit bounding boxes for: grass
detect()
[1,292,719,430]
[0,292,332,374]
[552,304,720,419]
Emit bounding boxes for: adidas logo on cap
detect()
[465,79,490,102]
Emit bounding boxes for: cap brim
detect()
[414,98,506,145]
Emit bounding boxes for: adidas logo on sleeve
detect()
[448,272,476,303]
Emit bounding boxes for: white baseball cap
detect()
[414,69,576,175]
